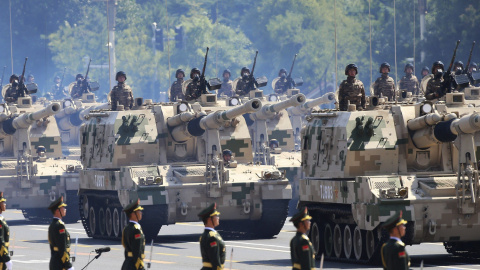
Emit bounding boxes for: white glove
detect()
[5,260,12,270]
[67,267,74,270]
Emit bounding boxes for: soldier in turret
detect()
[274,68,288,94]
[398,63,420,96]
[0,192,12,270]
[48,196,73,270]
[289,207,314,270]
[218,69,234,97]
[198,203,225,270]
[170,69,185,102]
[122,199,145,270]
[235,67,253,96]
[338,64,366,111]
[111,71,134,110]
[421,66,430,79]
[452,60,464,75]
[468,62,478,73]
[70,74,90,99]
[381,211,410,270]
[4,74,20,103]
[185,68,209,101]
[425,61,446,100]
[373,62,396,101]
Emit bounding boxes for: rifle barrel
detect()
[465,41,476,73]
[447,40,461,74]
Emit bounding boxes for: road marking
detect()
[226,244,290,253]
[11,259,49,264]
[151,259,175,264]
[424,264,480,270]
[224,241,289,249]
[176,222,204,227]
[187,256,202,259]
[155,253,179,256]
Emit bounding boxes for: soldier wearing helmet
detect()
[235,67,253,96]
[4,74,20,103]
[373,62,396,101]
[453,61,464,75]
[110,71,134,110]
[338,64,366,111]
[425,61,446,100]
[70,73,91,99]
[185,68,209,101]
[47,75,67,100]
[469,62,478,73]
[399,63,420,96]
[170,69,185,102]
[274,68,288,94]
[218,69,234,97]
[421,66,430,79]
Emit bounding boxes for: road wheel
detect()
[105,208,113,237]
[353,226,364,261]
[121,209,128,231]
[324,223,333,257]
[89,206,96,236]
[99,208,106,236]
[333,224,343,258]
[82,195,89,219]
[343,225,353,259]
[310,221,321,257]
[113,208,120,238]
[366,230,376,260]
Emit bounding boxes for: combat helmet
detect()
[432,61,444,74]
[9,74,19,84]
[222,149,232,156]
[175,69,185,78]
[223,69,231,77]
[76,74,84,80]
[116,71,127,81]
[278,68,287,77]
[241,67,250,76]
[379,62,391,73]
[190,68,201,79]
[404,63,414,72]
[454,60,464,70]
[344,64,358,76]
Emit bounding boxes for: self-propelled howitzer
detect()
[78,99,291,241]
[298,101,480,263]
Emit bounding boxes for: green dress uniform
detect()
[381,211,410,270]
[48,197,72,270]
[198,203,225,270]
[289,207,315,270]
[0,193,11,270]
[122,199,146,270]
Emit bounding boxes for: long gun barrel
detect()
[0,103,60,136]
[201,47,209,79]
[251,93,305,121]
[288,92,335,116]
[411,112,480,149]
[465,41,476,74]
[170,99,262,142]
[251,51,258,77]
[446,40,461,74]
[56,103,110,130]
[16,58,28,98]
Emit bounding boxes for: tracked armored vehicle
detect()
[78,98,291,240]
[298,95,480,263]
[0,97,81,223]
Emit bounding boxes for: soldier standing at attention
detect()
[399,63,420,95]
[198,203,225,270]
[111,71,134,111]
[421,66,430,79]
[338,64,366,111]
[48,196,73,270]
[0,193,12,270]
[70,74,90,99]
[289,207,314,270]
[274,68,288,94]
[373,62,396,101]
[122,199,146,270]
[425,61,446,100]
[218,69,234,97]
[235,67,253,96]
[170,69,185,102]
[381,211,410,270]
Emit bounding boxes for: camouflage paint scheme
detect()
[0,97,80,222]
[298,93,480,261]
[79,95,291,240]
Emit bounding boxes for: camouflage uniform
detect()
[338,77,366,111]
[198,203,225,270]
[274,78,288,94]
[289,207,314,270]
[3,85,17,103]
[218,80,234,97]
[399,74,420,96]
[111,82,134,110]
[70,83,86,99]
[185,80,207,101]
[48,197,72,270]
[374,74,396,101]
[122,200,146,270]
[425,77,444,100]
[170,79,185,101]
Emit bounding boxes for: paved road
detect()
[4,210,480,269]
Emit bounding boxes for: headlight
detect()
[178,103,188,112]
[63,99,72,108]
[229,97,239,106]
[421,103,432,114]
[269,95,278,102]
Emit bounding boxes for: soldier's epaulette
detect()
[134,224,141,230]
[395,240,405,247]
[301,234,309,241]
[59,220,65,225]
[208,231,216,237]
